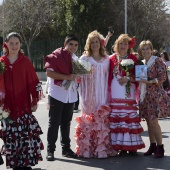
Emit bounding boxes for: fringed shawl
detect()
[0,53,41,120]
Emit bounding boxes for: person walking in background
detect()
[138,40,170,158]
[160,51,170,67]
[108,34,145,156]
[44,34,79,161]
[0,32,44,170]
[75,30,117,158]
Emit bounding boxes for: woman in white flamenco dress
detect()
[75,30,117,158]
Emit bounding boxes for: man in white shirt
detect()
[44,34,79,161]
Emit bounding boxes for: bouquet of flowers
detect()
[63,59,91,90]
[167,66,170,73]
[0,106,9,121]
[119,59,134,97]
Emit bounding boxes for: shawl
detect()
[0,53,40,120]
[44,47,72,86]
[140,56,157,102]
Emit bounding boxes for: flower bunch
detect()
[0,106,9,121]
[119,59,134,97]
[167,66,170,72]
[0,61,5,74]
[63,59,91,90]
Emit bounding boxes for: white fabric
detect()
[140,55,157,102]
[111,133,144,146]
[111,76,136,99]
[47,54,78,103]
[79,55,109,114]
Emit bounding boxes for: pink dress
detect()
[109,54,145,151]
[75,55,117,158]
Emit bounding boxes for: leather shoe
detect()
[46,152,54,161]
[62,149,77,158]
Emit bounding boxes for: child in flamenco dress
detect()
[0,32,44,170]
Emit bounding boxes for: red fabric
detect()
[44,47,72,86]
[113,144,145,151]
[0,53,40,120]
[0,74,5,105]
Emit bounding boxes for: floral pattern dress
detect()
[109,54,145,151]
[75,55,117,158]
[139,56,170,120]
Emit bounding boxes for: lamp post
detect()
[3,0,5,42]
[125,0,127,34]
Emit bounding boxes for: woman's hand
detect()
[76,75,81,83]
[139,79,151,84]
[118,77,129,85]
[32,105,38,112]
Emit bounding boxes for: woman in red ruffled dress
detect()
[108,34,145,156]
[75,30,117,158]
[0,32,44,170]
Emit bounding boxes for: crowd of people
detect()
[0,30,170,169]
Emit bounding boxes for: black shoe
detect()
[46,152,54,161]
[62,149,77,158]
[13,167,24,170]
[24,167,32,170]
[129,151,138,156]
[119,150,128,156]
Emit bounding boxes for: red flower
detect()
[129,37,136,49]
[101,39,105,47]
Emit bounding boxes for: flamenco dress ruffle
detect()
[75,104,117,158]
[0,113,44,169]
[110,98,145,151]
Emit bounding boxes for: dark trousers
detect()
[74,91,79,110]
[47,96,74,153]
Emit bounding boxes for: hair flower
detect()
[101,39,105,47]
[2,42,8,50]
[129,37,136,49]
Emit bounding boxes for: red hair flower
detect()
[2,42,8,50]
[129,37,136,49]
[101,39,105,47]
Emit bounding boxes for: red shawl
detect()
[44,47,72,86]
[0,53,40,120]
[108,53,139,93]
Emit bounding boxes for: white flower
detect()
[2,111,9,119]
[120,59,134,66]
[79,60,91,71]
[0,106,9,120]
[167,66,170,72]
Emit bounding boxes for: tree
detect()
[2,0,56,59]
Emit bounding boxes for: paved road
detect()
[1,82,170,170]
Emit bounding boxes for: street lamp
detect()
[3,0,5,42]
[125,0,127,34]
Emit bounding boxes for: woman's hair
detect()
[160,51,170,61]
[113,34,134,55]
[3,32,24,55]
[84,30,107,57]
[138,40,153,57]
[153,49,160,57]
